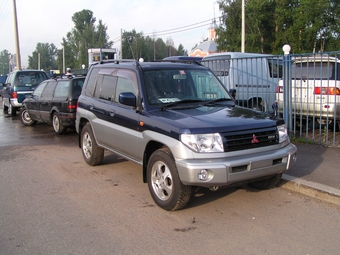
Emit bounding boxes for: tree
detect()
[216,0,340,54]
[27,43,58,70]
[0,50,11,75]
[60,9,113,71]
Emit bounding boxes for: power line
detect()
[112,16,222,44]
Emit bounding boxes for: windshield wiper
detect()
[202,98,234,106]
[160,99,203,111]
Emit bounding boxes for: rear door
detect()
[26,82,47,121]
[39,81,57,122]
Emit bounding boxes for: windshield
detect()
[143,68,232,105]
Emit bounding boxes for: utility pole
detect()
[120,29,123,59]
[241,0,245,53]
[12,0,21,70]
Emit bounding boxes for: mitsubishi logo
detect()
[251,134,259,143]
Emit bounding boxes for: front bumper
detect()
[176,143,297,186]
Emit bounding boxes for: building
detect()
[188,19,218,57]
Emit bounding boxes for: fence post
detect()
[282,45,292,134]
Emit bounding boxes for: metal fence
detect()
[202,52,340,147]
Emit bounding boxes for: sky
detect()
[0,0,221,68]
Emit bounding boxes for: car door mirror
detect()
[119,92,136,107]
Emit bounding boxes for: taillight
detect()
[314,87,340,95]
[11,92,18,98]
[68,102,77,110]
[276,86,283,93]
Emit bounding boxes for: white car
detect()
[276,55,340,129]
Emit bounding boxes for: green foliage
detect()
[121,30,186,61]
[217,0,340,54]
[27,43,58,70]
[61,9,113,71]
[0,49,11,75]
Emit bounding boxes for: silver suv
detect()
[76,59,297,211]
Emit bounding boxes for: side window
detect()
[114,69,138,103]
[84,68,100,97]
[5,73,12,85]
[54,81,70,99]
[41,81,56,99]
[72,79,84,97]
[100,75,116,101]
[32,82,47,98]
[114,77,136,103]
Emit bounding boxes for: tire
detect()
[248,173,282,190]
[20,107,37,126]
[8,103,17,116]
[2,100,8,112]
[52,112,67,134]
[81,123,104,166]
[147,148,191,211]
[250,101,262,112]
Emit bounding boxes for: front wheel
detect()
[52,112,67,134]
[20,107,37,126]
[248,173,282,190]
[81,123,104,166]
[147,148,191,211]
[249,101,263,112]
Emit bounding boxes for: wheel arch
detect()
[77,118,90,148]
[142,141,168,183]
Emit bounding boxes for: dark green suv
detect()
[20,75,85,134]
[1,70,48,116]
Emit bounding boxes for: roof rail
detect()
[97,59,140,66]
[162,56,203,66]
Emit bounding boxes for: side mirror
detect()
[119,92,136,107]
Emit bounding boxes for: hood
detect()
[147,105,280,134]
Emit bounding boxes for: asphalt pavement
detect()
[0,96,339,207]
[281,142,340,206]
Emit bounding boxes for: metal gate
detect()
[202,52,340,147]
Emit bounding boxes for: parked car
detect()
[202,52,283,112]
[276,55,340,130]
[0,75,7,97]
[75,59,297,211]
[20,75,85,134]
[2,70,49,116]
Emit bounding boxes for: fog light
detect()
[198,169,209,181]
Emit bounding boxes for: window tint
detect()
[41,81,56,98]
[85,68,100,96]
[32,82,47,98]
[203,59,230,76]
[15,71,47,86]
[72,79,84,97]
[268,58,283,78]
[99,75,116,101]
[54,81,70,99]
[292,62,335,80]
[115,77,135,102]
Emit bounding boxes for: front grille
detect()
[223,127,278,152]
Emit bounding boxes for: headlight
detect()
[277,124,289,144]
[181,133,224,153]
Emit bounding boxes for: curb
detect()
[280,174,340,206]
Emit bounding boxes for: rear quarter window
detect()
[54,81,70,99]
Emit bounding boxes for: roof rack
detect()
[92,59,140,67]
[161,56,203,66]
[51,73,85,80]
